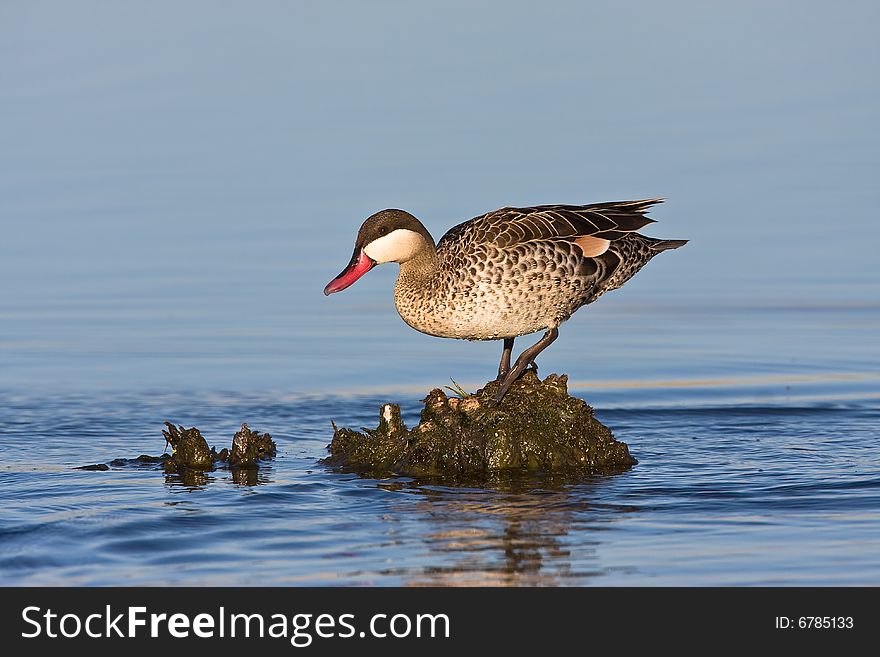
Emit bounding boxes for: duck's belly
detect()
[394,275,589,340]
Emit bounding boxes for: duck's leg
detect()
[497,337,515,379]
[492,328,558,405]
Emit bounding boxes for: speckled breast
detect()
[393,240,601,340]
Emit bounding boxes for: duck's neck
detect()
[392,240,445,336]
[397,245,440,290]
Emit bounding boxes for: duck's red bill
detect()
[323,250,376,295]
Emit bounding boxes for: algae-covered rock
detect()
[77,422,277,483]
[228,422,278,468]
[160,421,276,473]
[325,371,636,479]
[162,422,214,471]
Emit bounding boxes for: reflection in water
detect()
[230,466,270,486]
[164,469,212,489]
[383,477,625,586]
[162,464,274,488]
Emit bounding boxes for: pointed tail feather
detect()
[649,238,688,252]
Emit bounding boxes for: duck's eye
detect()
[378,226,389,236]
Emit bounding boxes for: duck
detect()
[324,199,687,404]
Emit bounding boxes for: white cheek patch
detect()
[363,229,424,264]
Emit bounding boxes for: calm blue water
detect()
[2,2,879,585]
[1,377,879,586]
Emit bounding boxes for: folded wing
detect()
[438,199,663,253]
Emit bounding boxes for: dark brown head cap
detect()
[354,209,434,251]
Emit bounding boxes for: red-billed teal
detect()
[325,199,687,403]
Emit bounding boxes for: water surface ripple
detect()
[1,384,877,586]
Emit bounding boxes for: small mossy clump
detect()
[227,422,278,468]
[161,421,277,473]
[325,371,636,479]
[76,422,276,478]
[162,422,213,471]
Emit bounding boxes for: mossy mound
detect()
[325,371,636,480]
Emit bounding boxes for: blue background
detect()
[2,0,878,393]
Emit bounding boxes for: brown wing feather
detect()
[438,199,663,249]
